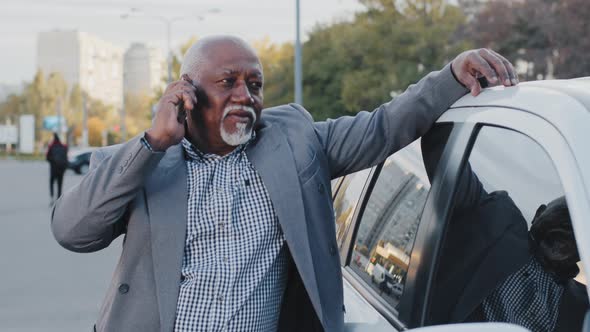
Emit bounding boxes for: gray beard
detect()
[220,121,252,146]
[219,105,257,146]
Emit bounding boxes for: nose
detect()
[231,81,253,105]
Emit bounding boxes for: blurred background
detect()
[1,0,589,153]
[0,0,588,331]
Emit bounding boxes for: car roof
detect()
[446,77,590,163]
[450,77,590,120]
[445,78,590,269]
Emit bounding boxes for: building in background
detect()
[123,43,164,97]
[37,30,124,106]
[0,83,24,103]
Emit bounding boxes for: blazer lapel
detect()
[145,144,188,331]
[246,121,323,321]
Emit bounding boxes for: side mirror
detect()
[408,322,530,332]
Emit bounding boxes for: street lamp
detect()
[120,8,219,143]
[121,8,220,84]
[295,0,303,105]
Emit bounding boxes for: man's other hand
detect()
[451,48,519,96]
[146,74,197,151]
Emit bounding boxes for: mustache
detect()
[223,105,256,121]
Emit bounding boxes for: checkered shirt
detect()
[481,258,564,332]
[173,137,288,332]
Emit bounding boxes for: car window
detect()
[334,168,372,249]
[347,138,432,312]
[427,126,587,330]
[331,178,342,195]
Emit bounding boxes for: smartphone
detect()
[176,104,186,124]
[176,79,208,124]
[477,76,489,89]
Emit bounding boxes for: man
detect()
[46,132,68,203]
[51,35,517,332]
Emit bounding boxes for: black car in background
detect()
[67,148,96,175]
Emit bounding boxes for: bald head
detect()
[180,35,261,82]
[176,35,264,155]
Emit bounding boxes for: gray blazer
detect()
[51,64,466,332]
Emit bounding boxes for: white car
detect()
[333,78,590,332]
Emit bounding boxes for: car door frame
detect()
[338,104,590,330]
[337,121,474,329]
[412,105,590,327]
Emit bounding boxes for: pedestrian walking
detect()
[46,133,68,203]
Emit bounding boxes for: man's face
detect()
[188,42,264,148]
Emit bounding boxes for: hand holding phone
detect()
[145,74,197,151]
[176,74,193,124]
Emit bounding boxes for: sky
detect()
[0,0,366,86]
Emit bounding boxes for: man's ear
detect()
[533,204,548,223]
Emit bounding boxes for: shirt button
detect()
[217,295,224,302]
[223,257,229,263]
[318,183,325,194]
[219,222,225,229]
[118,283,129,294]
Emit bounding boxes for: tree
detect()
[87,116,106,146]
[301,0,469,120]
[153,35,200,103]
[149,1,469,121]
[464,0,590,80]
[253,38,295,108]
[124,93,153,138]
[547,0,590,78]
[0,94,23,120]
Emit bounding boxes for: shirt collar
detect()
[182,132,256,163]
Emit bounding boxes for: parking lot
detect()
[349,263,401,309]
[0,160,121,332]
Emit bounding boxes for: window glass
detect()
[333,169,372,249]
[428,126,586,330]
[331,178,342,195]
[467,126,563,221]
[349,139,432,310]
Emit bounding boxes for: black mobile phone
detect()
[477,76,489,89]
[176,104,186,124]
[176,79,209,124]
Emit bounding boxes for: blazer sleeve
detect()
[51,135,165,253]
[312,63,468,179]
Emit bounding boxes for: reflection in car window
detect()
[333,168,372,249]
[427,126,588,331]
[468,126,564,222]
[331,178,341,195]
[349,139,431,310]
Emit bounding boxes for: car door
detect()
[336,123,458,331]
[339,105,590,331]
[416,106,590,331]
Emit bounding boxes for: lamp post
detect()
[121,8,220,84]
[295,0,303,105]
[159,16,192,85]
[120,8,219,142]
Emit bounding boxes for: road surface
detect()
[0,160,121,332]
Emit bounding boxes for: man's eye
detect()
[220,78,235,86]
[250,82,262,90]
